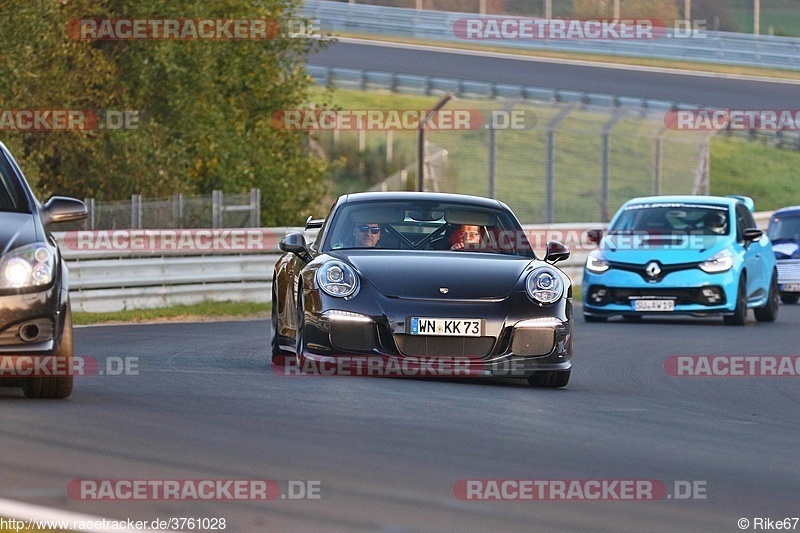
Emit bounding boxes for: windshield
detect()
[322,199,535,258]
[0,153,28,213]
[768,215,800,242]
[610,202,730,236]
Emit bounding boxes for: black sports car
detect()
[271,192,574,387]
[0,142,87,399]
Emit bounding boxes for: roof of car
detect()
[621,195,743,208]
[773,205,800,217]
[340,191,506,209]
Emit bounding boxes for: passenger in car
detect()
[450,224,483,250]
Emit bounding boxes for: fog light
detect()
[701,287,722,304]
[591,288,608,304]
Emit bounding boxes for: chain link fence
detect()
[57,189,262,231]
[313,100,712,224]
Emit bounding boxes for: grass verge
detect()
[73,301,270,326]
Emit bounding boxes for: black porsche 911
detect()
[0,142,87,399]
[271,192,574,388]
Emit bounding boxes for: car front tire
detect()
[23,305,73,399]
[754,272,779,322]
[270,277,291,366]
[583,313,607,323]
[723,274,747,326]
[780,293,799,305]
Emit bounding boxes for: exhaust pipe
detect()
[19,323,41,343]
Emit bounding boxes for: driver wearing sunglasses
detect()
[353,223,382,248]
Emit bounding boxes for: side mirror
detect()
[586,229,603,245]
[41,196,88,225]
[743,228,763,243]
[544,240,570,264]
[280,232,312,262]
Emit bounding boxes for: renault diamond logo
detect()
[440,287,449,294]
[645,262,661,278]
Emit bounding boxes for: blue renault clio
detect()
[582,195,779,325]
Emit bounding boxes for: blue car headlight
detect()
[316,262,359,298]
[699,249,733,273]
[526,267,564,305]
[585,250,610,273]
[0,243,56,289]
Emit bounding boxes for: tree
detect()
[0,0,329,226]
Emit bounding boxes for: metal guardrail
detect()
[303,0,800,71]
[307,64,694,113]
[57,212,772,312]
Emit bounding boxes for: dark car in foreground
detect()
[271,192,573,387]
[0,142,87,399]
[768,205,800,304]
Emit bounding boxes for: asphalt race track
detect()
[1,305,798,532]
[309,40,800,109]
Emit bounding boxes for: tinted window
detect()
[610,202,730,236]
[768,215,800,242]
[322,200,535,257]
[0,154,27,213]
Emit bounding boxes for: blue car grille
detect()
[607,261,699,283]
[587,285,727,306]
[777,260,800,284]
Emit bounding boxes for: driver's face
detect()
[460,225,482,244]
[354,224,381,247]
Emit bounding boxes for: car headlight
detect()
[699,249,733,273]
[585,250,610,273]
[316,261,359,298]
[526,267,564,305]
[0,243,56,289]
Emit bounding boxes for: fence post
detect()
[84,197,95,230]
[545,105,576,223]
[487,125,496,198]
[251,188,261,227]
[601,110,626,222]
[131,194,142,229]
[212,190,222,229]
[653,127,668,195]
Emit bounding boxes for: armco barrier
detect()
[303,0,800,71]
[55,211,771,312]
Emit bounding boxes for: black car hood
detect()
[0,212,38,256]
[328,250,534,299]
